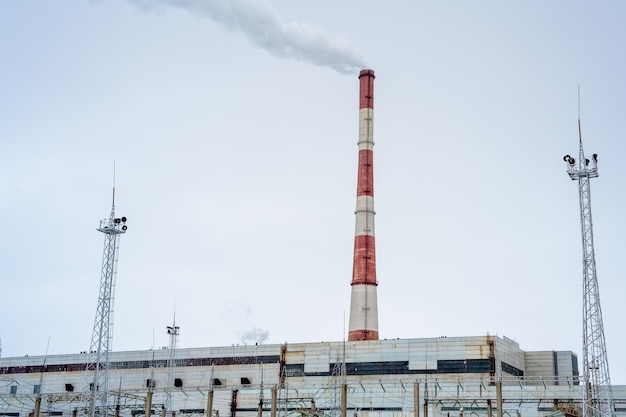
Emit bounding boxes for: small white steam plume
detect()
[126,0,367,74]
[240,327,270,344]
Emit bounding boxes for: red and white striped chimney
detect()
[348,69,379,341]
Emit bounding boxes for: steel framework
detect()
[563,121,614,417]
[165,316,180,414]
[86,188,127,417]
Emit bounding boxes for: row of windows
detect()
[286,359,495,377]
[0,355,281,375]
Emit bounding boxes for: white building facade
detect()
[1,336,623,417]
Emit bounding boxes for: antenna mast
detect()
[166,314,180,415]
[86,181,128,417]
[563,100,614,417]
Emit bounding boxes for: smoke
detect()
[125,0,367,74]
[240,327,270,344]
[223,301,271,345]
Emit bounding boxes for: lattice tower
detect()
[165,316,180,414]
[86,187,127,417]
[563,120,614,417]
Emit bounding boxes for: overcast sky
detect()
[1,0,625,384]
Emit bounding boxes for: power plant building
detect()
[2,70,624,417]
[1,336,612,417]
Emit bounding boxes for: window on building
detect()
[9,385,17,395]
[33,385,40,394]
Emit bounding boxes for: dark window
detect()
[174,378,183,388]
[285,364,305,377]
[241,377,251,385]
[65,384,74,392]
[213,378,222,386]
[9,386,17,395]
[33,384,40,394]
[501,361,524,377]
[146,379,156,389]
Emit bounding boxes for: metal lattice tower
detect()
[86,187,127,417]
[329,341,347,417]
[563,119,614,417]
[165,316,180,414]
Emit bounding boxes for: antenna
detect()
[39,339,50,392]
[33,339,50,417]
[562,93,614,417]
[578,85,583,143]
[166,312,180,415]
[342,312,346,381]
[86,172,129,417]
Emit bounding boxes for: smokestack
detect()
[348,69,379,341]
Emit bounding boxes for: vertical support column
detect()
[487,399,492,417]
[496,382,503,417]
[341,384,347,417]
[230,389,238,417]
[414,384,420,417]
[348,68,379,341]
[207,390,214,417]
[146,392,153,417]
[423,382,429,417]
[34,397,42,417]
[270,388,277,417]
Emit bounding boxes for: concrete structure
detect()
[348,69,379,342]
[4,335,622,417]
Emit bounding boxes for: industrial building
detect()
[2,336,616,417]
[1,70,623,417]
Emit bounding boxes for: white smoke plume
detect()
[240,327,270,344]
[126,0,367,74]
[223,302,271,345]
